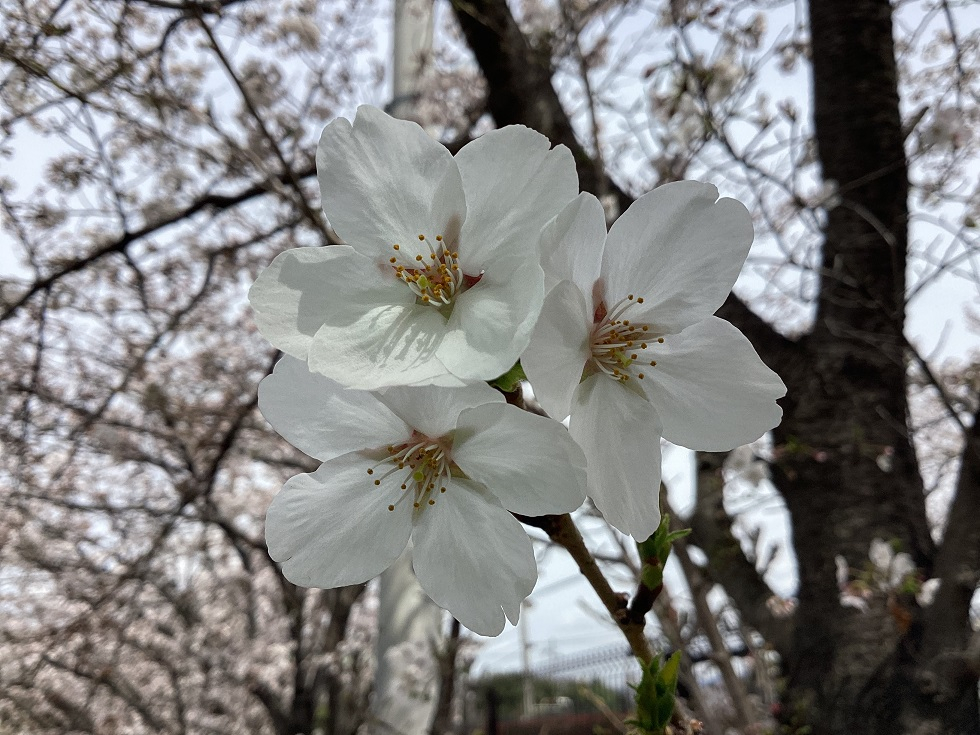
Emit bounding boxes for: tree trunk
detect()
[774,1,977,732]
[449,0,980,729]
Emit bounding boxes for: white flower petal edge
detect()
[602,181,754,334]
[248,245,351,361]
[522,280,593,420]
[266,455,414,588]
[378,382,504,439]
[452,402,587,516]
[259,356,411,461]
[637,317,785,451]
[317,105,467,256]
[413,477,536,636]
[438,255,544,381]
[569,375,665,540]
[454,125,578,271]
[540,192,607,293]
[303,247,454,390]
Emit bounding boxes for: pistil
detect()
[590,294,663,382]
[368,434,454,512]
[389,234,463,307]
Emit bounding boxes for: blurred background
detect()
[1,0,978,733]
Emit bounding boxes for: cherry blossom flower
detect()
[869,537,916,591]
[522,182,786,539]
[258,357,587,635]
[249,105,578,390]
[836,555,872,612]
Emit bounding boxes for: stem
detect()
[520,513,654,664]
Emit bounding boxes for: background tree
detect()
[2,0,978,734]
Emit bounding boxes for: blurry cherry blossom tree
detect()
[1,0,978,734]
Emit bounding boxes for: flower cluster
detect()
[250,105,785,634]
[836,538,939,614]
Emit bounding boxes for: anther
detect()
[650,360,657,366]
[389,257,397,263]
[393,244,400,250]
[373,480,380,486]
[658,337,664,343]
[388,504,395,511]
[418,234,425,241]
[428,499,435,505]
[638,373,645,379]
[366,468,374,475]
[637,297,644,304]
[435,235,443,241]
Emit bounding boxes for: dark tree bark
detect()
[773,1,974,732]
[450,0,980,731]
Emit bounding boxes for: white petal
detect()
[522,280,593,420]
[601,181,753,333]
[266,454,413,588]
[638,317,785,451]
[377,383,504,439]
[540,193,607,294]
[304,247,454,389]
[412,478,536,636]
[840,593,870,613]
[259,356,411,461]
[249,246,351,360]
[890,552,915,588]
[569,375,664,540]
[438,255,545,381]
[916,578,940,607]
[316,106,466,256]
[869,538,892,571]
[835,555,850,589]
[455,126,578,271]
[452,402,587,516]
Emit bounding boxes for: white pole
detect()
[389,0,433,122]
[371,1,441,733]
[518,599,533,718]
[372,546,444,734]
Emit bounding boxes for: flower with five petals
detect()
[249,105,578,390]
[259,356,587,635]
[522,182,786,539]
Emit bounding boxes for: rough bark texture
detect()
[773,1,973,732]
[450,0,980,731]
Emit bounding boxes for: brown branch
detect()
[448,0,627,210]
[922,405,980,667]
[672,536,757,730]
[450,0,800,386]
[686,452,793,656]
[0,168,314,323]
[194,15,332,242]
[520,513,654,664]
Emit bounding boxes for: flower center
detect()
[366,434,454,513]
[590,294,664,382]
[388,234,463,308]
